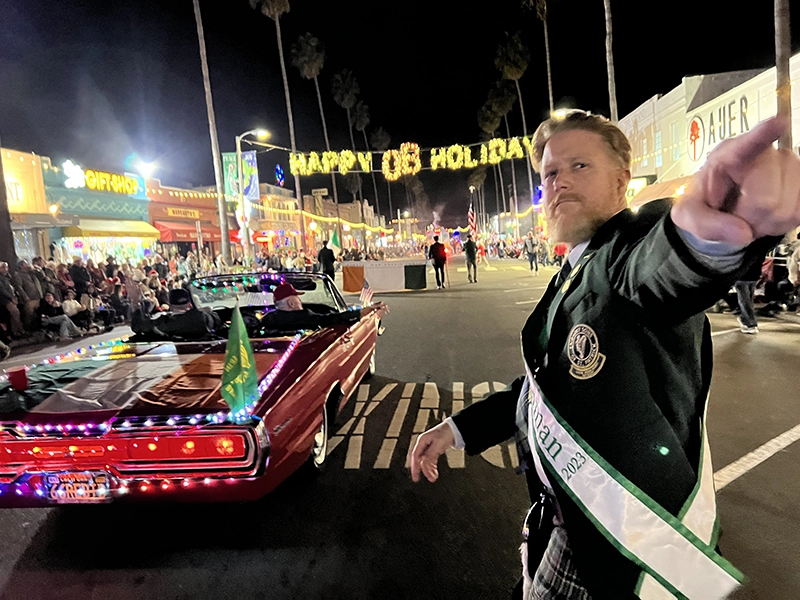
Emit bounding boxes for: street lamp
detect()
[135,161,156,179]
[236,129,270,265]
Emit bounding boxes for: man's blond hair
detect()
[530,110,631,172]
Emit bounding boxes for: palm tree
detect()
[370,127,393,218]
[250,0,306,248]
[604,0,618,122]
[488,81,519,217]
[468,166,489,233]
[290,32,341,242]
[478,103,507,214]
[331,69,363,202]
[775,0,792,151]
[353,101,381,220]
[522,0,554,114]
[496,31,533,238]
[192,0,230,263]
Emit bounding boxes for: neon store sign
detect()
[62,160,143,196]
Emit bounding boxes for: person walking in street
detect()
[429,235,447,289]
[317,240,336,283]
[524,231,540,275]
[735,259,763,334]
[464,234,478,284]
[409,110,800,599]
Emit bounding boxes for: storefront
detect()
[43,157,158,263]
[147,179,225,258]
[250,183,301,252]
[619,50,800,208]
[1,148,73,261]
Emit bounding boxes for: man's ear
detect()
[616,168,631,201]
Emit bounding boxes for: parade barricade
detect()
[341,260,428,293]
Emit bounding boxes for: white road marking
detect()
[364,403,381,417]
[374,439,398,469]
[503,286,548,293]
[387,398,411,437]
[344,436,363,469]
[420,382,440,408]
[357,384,370,401]
[328,436,344,455]
[471,382,490,401]
[402,383,416,398]
[413,409,430,433]
[336,418,356,436]
[354,417,366,435]
[714,423,800,490]
[481,446,505,468]
[353,402,365,417]
[452,400,464,414]
[453,382,464,400]
[493,381,506,393]
[372,383,397,402]
[711,328,740,337]
[446,446,465,468]
[515,299,539,305]
[507,443,519,469]
[405,434,419,468]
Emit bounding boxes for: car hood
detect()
[0,339,294,420]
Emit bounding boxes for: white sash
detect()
[526,377,743,599]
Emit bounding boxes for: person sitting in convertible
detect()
[131,288,219,340]
[261,283,387,332]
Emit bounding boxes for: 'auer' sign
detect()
[688,95,751,162]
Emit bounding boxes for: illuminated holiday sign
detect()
[61,160,147,198]
[289,136,534,182]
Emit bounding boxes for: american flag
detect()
[468,202,477,237]
[360,279,374,306]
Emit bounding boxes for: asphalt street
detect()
[0,258,798,599]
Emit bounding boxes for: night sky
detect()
[1,0,799,226]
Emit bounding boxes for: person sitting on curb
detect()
[37,292,82,340]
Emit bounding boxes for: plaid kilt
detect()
[529,526,591,600]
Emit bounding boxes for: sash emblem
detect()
[567,324,605,380]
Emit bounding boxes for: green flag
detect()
[330,228,341,255]
[221,304,258,419]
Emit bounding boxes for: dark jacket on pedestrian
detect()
[317,247,336,274]
[153,262,169,280]
[450,200,779,598]
[37,298,65,319]
[464,240,478,261]
[429,242,447,266]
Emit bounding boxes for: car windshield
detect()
[188,273,341,311]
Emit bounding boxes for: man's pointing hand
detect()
[671,116,800,246]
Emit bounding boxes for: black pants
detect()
[323,269,335,283]
[433,263,446,287]
[466,258,477,282]
[527,252,538,272]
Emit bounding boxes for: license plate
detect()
[45,472,111,503]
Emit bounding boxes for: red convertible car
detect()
[0,272,383,506]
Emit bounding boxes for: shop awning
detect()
[154,221,222,242]
[62,219,160,238]
[628,176,693,209]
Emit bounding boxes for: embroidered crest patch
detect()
[567,324,606,380]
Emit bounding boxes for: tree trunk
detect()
[514,79,533,241]
[775,0,792,150]
[345,108,364,205]
[386,181,393,223]
[604,0,618,122]
[542,16,554,115]
[0,138,17,266]
[362,130,381,221]
[193,0,230,264]
[313,76,341,246]
[504,115,519,222]
[274,17,306,251]
[495,163,507,214]
[492,163,501,217]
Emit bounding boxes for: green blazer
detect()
[452,199,779,598]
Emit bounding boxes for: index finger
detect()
[714,116,789,173]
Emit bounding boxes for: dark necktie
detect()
[555,259,572,288]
